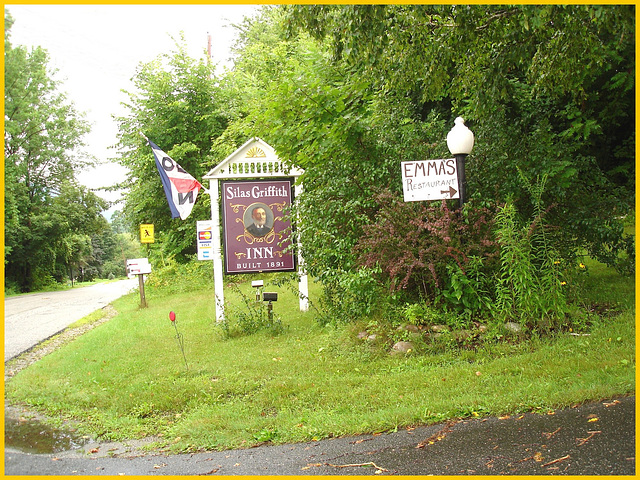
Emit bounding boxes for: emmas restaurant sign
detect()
[221,179,295,274]
[401,159,459,202]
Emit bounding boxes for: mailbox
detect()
[262,292,278,302]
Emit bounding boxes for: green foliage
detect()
[103,5,636,328]
[30,274,62,292]
[145,256,213,294]
[402,302,471,331]
[281,4,634,277]
[109,6,635,330]
[492,199,568,332]
[215,9,453,293]
[204,5,631,330]
[114,36,227,261]
[437,258,493,318]
[4,11,109,291]
[312,266,394,326]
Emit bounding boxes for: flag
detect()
[148,140,203,220]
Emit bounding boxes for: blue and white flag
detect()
[148,140,203,220]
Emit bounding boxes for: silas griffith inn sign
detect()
[221,178,296,274]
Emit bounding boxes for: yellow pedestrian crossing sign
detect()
[140,224,154,243]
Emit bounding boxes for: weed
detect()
[253,427,278,443]
[220,283,286,337]
[493,191,568,332]
[402,302,472,331]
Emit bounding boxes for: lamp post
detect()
[446,117,474,208]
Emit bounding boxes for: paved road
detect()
[4,396,635,475]
[4,279,138,362]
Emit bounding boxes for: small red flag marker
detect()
[169,311,188,371]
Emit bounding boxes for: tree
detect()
[214,8,452,285]
[204,5,634,322]
[114,36,228,261]
[109,210,130,234]
[60,233,93,285]
[283,5,635,273]
[51,181,109,283]
[4,10,104,291]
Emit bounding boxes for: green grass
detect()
[5,264,635,453]
[577,257,635,309]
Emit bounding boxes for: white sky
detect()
[6,4,260,215]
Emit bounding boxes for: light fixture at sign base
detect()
[252,279,264,302]
[262,292,278,322]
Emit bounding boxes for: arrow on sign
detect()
[441,186,458,198]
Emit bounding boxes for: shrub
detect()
[31,273,62,291]
[312,266,398,326]
[437,257,494,319]
[355,189,499,309]
[146,256,213,294]
[4,278,22,296]
[101,260,126,279]
[402,301,472,330]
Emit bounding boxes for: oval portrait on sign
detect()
[243,203,274,238]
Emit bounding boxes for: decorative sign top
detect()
[204,137,304,180]
[401,159,460,202]
[245,146,266,158]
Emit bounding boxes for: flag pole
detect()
[139,135,220,317]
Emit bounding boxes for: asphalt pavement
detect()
[5,395,635,475]
[4,279,138,361]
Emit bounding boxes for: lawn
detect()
[5,261,635,453]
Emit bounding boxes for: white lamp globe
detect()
[446,117,475,155]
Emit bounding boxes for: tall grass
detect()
[5,261,635,453]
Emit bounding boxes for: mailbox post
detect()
[262,292,277,323]
[138,275,146,308]
[127,258,152,308]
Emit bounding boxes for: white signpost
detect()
[401,159,460,202]
[202,137,308,322]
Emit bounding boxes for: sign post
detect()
[127,258,152,308]
[203,138,307,322]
